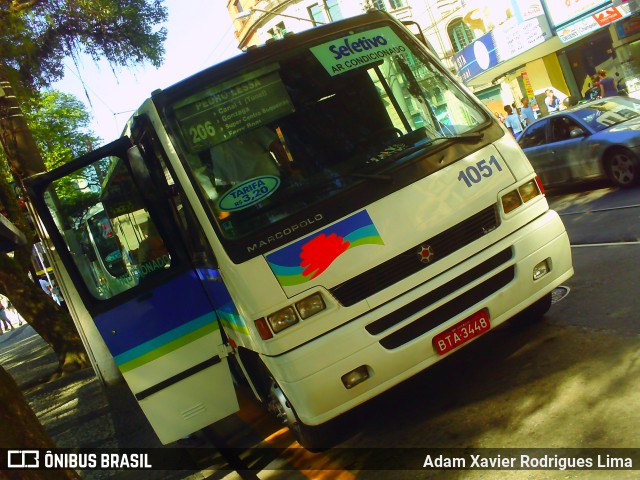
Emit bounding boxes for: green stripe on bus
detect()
[118,322,218,373]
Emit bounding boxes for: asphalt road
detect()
[206,182,640,479]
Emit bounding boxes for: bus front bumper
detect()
[263,209,573,426]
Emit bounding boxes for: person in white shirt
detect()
[520,98,536,126]
[545,89,560,113]
[209,127,288,185]
[503,105,523,138]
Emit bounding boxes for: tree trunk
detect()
[0,71,89,373]
[0,253,88,372]
[0,365,79,479]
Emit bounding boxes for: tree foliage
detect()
[0,0,169,464]
[21,90,101,169]
[1,0,168,93]
[0,90,103,219]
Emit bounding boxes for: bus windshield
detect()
[162,23,489,258]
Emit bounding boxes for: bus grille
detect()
[329,205,499,307]
[366,247,512,336]
[378,264,515,350]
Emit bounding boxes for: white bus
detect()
[27,11,573,449]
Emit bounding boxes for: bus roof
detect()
[150,10,399,107]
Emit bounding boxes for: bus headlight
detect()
[518,179,539,202]
[501,178,542,214]
[267,306,299,333]
[296,293,326,319]
[501,190,522,213]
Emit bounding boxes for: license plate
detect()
[433,310,490,355]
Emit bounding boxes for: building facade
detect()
[226,0,475,72]
[226,0,640,116]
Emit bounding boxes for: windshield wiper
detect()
[424,132,485,145]
[380,132,485,164]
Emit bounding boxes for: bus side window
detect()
[137,221,169,268]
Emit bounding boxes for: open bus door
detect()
[25,137,239,444]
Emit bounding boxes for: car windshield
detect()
[162,22,489,252]
[573,97,640,132]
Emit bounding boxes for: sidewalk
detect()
[0,322,231,479]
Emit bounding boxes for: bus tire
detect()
[266,379,330,451]
[510,292,552,327]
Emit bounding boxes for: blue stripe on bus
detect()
[113,312,217,366]
[94,271,216,357]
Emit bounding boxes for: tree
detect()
[0,88,103,373]
[0,0,168,468]
[0,0,167,363]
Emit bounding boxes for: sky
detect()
[53,0,240,143]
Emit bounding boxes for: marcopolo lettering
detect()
[329,35,389,60]
[247,214,324,252]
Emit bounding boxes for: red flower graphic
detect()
[300,233,350,279]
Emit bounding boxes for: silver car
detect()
[518,96,640,188]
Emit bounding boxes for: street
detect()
[201,181,640,478]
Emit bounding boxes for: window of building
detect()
[234,0,243,14]
[448,18,475,52]
[267,22,287,40]
[327,0,342,21]
[372,0,386,10]
[308,4,327,25]
[308,1,343,25]
[389,0,405,9]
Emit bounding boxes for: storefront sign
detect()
[454,15,550,83]
[522,72,535,99]
[543,0,611,28]
[557,4,632,43]
[512,0,544,21]
[453,35,499,83]
[616,12,640,39]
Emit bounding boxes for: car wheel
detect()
[605,148,640,188]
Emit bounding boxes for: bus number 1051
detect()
[457,156,503,188]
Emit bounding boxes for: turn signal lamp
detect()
[341,365,370,389]
[254,318,273,340]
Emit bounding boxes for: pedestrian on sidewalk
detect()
[0,303,14,333]
[503,104,523,139]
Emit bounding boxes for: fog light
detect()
[341,365,370,389]
[533,259,551,280]
[267,306,298,333]
[296,293,326,319]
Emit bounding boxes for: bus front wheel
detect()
[266,380,329,451]
[510,292,552,328]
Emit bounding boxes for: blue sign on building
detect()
[453,33,499,84]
